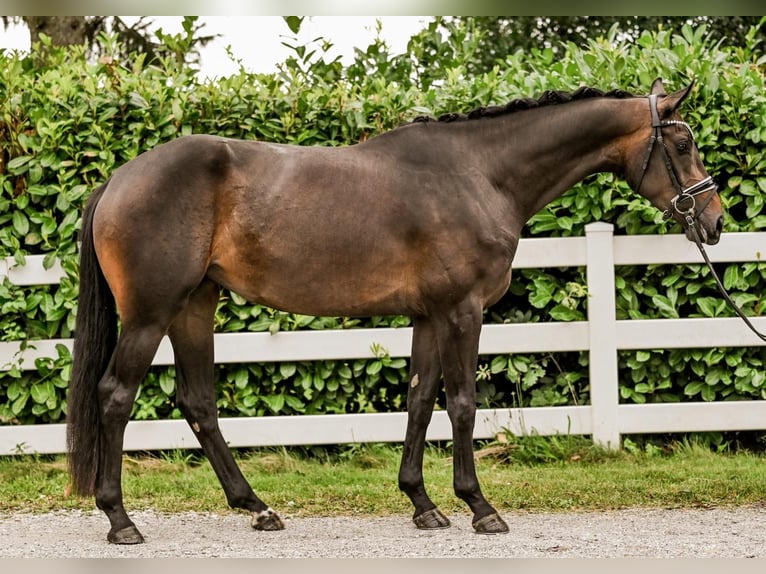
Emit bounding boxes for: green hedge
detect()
[1,21,765,426]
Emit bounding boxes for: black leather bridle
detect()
[637,94,766,342]
[636,94,719,230]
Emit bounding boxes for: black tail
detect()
[67,181,116,496]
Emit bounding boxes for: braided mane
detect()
[412,86,635,124]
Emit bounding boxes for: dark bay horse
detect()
[67,78,723,543]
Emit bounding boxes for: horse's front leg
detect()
[434,299,509,534]
[398,316,450,529]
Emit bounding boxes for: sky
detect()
[0,16,430,79]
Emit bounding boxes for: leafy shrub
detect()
[1,20,765,425]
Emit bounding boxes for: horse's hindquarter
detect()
[93,136,231,318]
[209,137,517,317]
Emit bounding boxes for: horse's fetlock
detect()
[225,487,259,510]
[453,481,481,503]
[95,490,122,513]
[398,475,421,494]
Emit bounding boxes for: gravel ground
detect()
[1,506,764,558]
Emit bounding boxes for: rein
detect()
[638,94,766,342]
[688,223,766,343]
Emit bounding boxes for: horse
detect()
[66,78,723,544]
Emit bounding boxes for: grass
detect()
[1,436,765,517]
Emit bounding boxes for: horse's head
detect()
[626,78,723,245]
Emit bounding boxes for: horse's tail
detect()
[67,180,116,496]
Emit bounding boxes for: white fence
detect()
[1,222,765,456]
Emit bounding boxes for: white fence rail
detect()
[1,222,765,455]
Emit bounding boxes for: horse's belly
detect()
[207,251,423,318]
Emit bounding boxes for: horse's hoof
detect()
[250,507,285,531]
[413,508,451,529]
[472,512,509,535]
[107,524,145,544]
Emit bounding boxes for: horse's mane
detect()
[411,86,636,124]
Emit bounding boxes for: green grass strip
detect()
[1,438,764,516]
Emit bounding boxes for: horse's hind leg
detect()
[398,316,451,529]
[95,321,168,544]
[167,280,284,531]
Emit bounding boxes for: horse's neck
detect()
[466,98,642,222]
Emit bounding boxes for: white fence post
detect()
[585,222,620,449]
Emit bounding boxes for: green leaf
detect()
[723,265,740,290]
[283,395,305,411]
[262,394,285,413]
[233,368,249,389]
[225,319,247,331]
[230,292,248,305]
[366,360,383,376]
[634,383,651,394]
[11,393,29,416]
[7,155,32,173]
[43,252,58,271]
[387,358,407,369]
[171,99,183,121]
[129,91,149,109]
[549,304,583,321]
[740,179,757,196]
[158,371,175,395]
[696,297,719,318]
[684,381,705,396]
[280,363,297,378]
[635,350,651,363]
[284,16,303,34]
[511,356,529,373]
[12,212,29,236]
[490,355,509,374]
[651,294,678,318]
[7,381,22,401]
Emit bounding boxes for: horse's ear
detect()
[657,80,695,117]
[650,77,667,96]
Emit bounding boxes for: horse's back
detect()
[93,133,515,319]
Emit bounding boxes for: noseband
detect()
[636,94,718,228]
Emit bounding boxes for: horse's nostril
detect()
[716,216,723,234]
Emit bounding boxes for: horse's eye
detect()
[677,140,690,153]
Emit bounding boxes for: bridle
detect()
[636,94,766,342]
[636,93,719,232]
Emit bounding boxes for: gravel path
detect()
[1,507,764,558]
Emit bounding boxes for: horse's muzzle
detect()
[687,213,722,245]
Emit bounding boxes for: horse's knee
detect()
[446,396,476,429]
